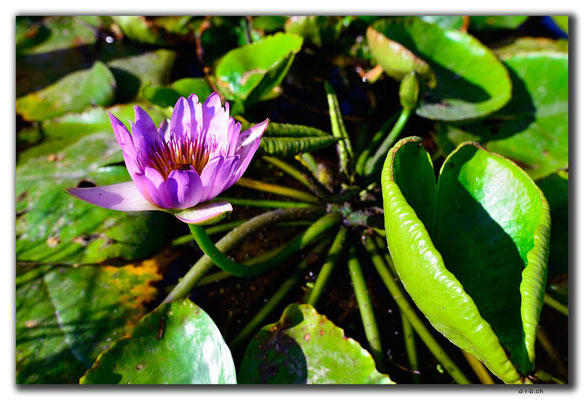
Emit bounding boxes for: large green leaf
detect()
[215,32,303,103]
[259,136,339,157]
[436,45,568,180]
[367,17,512,121]
[111,16,168,46]
[16,61,116,121]
[238,303,393,384]
[16,254,169,383]
[381,137,550,383]
[16,16,97,55]
[81,299,236,384]
[16,131,170,264]
[106,49,177,102]
[142,78,214,108]
[18,103,169,164]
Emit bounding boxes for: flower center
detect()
[143,135,212,179]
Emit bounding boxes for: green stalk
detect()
[364,237,471,384]
[347,244,384,371]
[325,81,354,178]
[172,220,313,247]
[216,197,317,209]
[305,227,348,306]
[544,293,569,316]
[355,111,399,176]
[262,156,313,191]
[236,177,319,203]
[536,327,568,378]
[401,312,420,384]
[162,208,322,303]
[363,107,412,181]
[196,270,234,287]
[229,239,333,349]
[462,351,495,384]
[188,213,342,277]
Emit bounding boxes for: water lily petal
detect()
[187,94,204,140]
[109,113,140,176]
[226,118,242,157]
[158,118,171,142]
[174,200,233,225]
[202,93,231,152]
[207,155,241,200]
[134,167,173,209]
[131,106,160,152]
[160,168,203,209]
[199,156,225,202]
[169,97,190,142]
[64,182,159,211]
[237,119,269,150]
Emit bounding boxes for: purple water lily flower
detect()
[65,93,269,224]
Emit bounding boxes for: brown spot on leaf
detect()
[46,236,60,247]
[25,320,38,328]
[303,333,310,341]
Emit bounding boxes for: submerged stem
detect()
[236,177,319,203]
[462,351,495,384]
[188,213,342,277]
[305,227,348,306]
[216,197,317,209]
[401,312,421,384]
[364,237,471,384]
[544,293,569,316]
[262,156,314,192]
[162,208,323,303]
[348,244,385,371]
[363,107,412,182]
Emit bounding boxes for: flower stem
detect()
[355,111,399,176]
[172,220,313,247]
[305,227,348,306]
[262,156,314,192]
[188,213,342,277]
[365,237,471,384]
[162,208,323,303]
[544,293,568,316]
[216,197,317,209]
[229,238,333,349]
[461,351,495,384]
[363,107,412,182]
[235,177,319,203]
[401,312,421,383]
[347,244,385,371]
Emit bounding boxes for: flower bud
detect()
[399,71,421,111]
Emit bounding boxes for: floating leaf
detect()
[16,61,116,121]
[419,16,466,30]
[381,137,550,383]
[17,16,97,55]
[436,45,568,179]
[16,252,173,383]
[239,303,393,384]
[469,16,528,31]
[142,78,214,108]
[106,49,177,102]
[215,32,303,103]
[111,16,168,46]
[252,16,288,32]
[81,299,236,384]
[368,17,512,120]
[16,131,171,264]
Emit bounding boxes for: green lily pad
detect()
[106,49,177,102]
[367,17,512,121]
[252,16,288,32]
[16,254,170,383]
[142,77,214,108]
[16,61,116,121]
[215,32,303,104]
[81,299,236,384]
[16,131,170,264]
[16,16,97,55]
[18,103,169,164]
[111,16,168,46]
[238,303,394,384]
[537,171,568,276]
[284,16,350,48]
[436,46,568,180]
[381,137,550,383]
[469,16,528,31]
